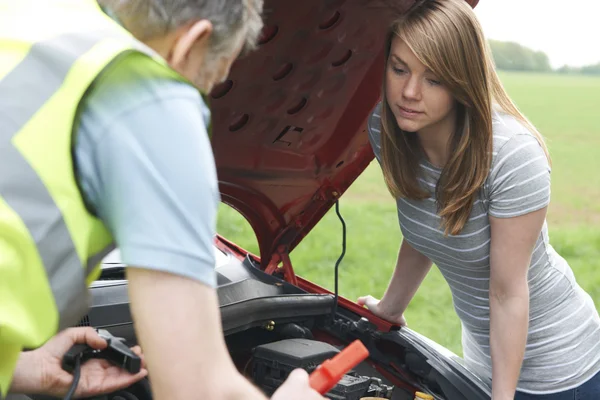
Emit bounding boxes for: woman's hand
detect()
[357,295,407,327]
[10,327,148,398]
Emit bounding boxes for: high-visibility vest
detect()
[0,0,191,393]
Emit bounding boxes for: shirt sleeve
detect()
[74,57,219,288]
[487,133,552,218]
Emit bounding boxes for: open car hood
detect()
[210,0,478,270]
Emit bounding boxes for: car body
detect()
[21,0,496,399]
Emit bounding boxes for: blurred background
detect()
[217,0,600,356]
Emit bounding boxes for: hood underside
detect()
[210,0,478,266]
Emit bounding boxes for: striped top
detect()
[368,103,600,394]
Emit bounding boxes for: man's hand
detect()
[271,369,326,400]
[9,327,148,398]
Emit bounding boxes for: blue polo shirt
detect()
[74,53,220,288]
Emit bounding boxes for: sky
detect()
[473,0,600,68]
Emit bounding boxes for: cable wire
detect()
[63,354,81,400]
[331,199,347,319]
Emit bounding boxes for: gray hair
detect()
[99,0,264,55]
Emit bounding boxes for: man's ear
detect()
[169,19,213,68]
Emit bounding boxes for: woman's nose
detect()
[403,76,422,101]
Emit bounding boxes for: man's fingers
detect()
[286,369,325,399]
[290,368,309,380]
[131,345,143,357]
[108,368,148,390]
[76,365,148,398]
[287,368,310,386]
[130,346,147,368]
[66,327,107,350]
[82,328,108,350]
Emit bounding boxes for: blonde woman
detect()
[357,0,600,398]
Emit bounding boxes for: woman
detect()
[358,0,600,398]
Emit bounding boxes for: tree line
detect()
[488,39,600,75]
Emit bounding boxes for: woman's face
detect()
[385,37,456,135]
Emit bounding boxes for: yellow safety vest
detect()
[0,0,190,394]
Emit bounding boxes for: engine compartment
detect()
[251,338,383,398]
[231,332,400,399]
[57,333,403,400]
[15,247,490,400]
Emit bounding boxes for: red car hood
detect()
[210,0,479,271]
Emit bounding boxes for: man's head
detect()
[99,0,264,92]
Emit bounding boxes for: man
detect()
[0,0,324,399]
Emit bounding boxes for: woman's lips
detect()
[398,105,423,118]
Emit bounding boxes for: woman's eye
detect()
[427,78,441,86]
[392,66,406,75]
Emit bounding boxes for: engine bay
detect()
[55,333,409,400]
[229,328,401,400]
[250,338,392,398]
[21,248,490,400]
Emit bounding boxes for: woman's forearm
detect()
[379,239,432,317]
[489,282,529,400]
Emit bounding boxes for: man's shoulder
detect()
[73,51,214,220]
[93,51,191,93]
[80,53,204,134]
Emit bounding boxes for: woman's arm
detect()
[488,207,547,400]
[381,239,433,315]
[485,132,552,398]
[359,239,432,324]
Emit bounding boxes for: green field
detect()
[217,71,600,356]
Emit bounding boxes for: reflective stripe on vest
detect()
[0,31,115,330]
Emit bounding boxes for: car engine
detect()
[249,338,394,399]
[43,250,490,400]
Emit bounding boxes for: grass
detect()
[216,71,600,356]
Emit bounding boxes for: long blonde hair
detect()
[379,0,550,235]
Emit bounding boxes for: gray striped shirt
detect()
[368,103,600,394]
